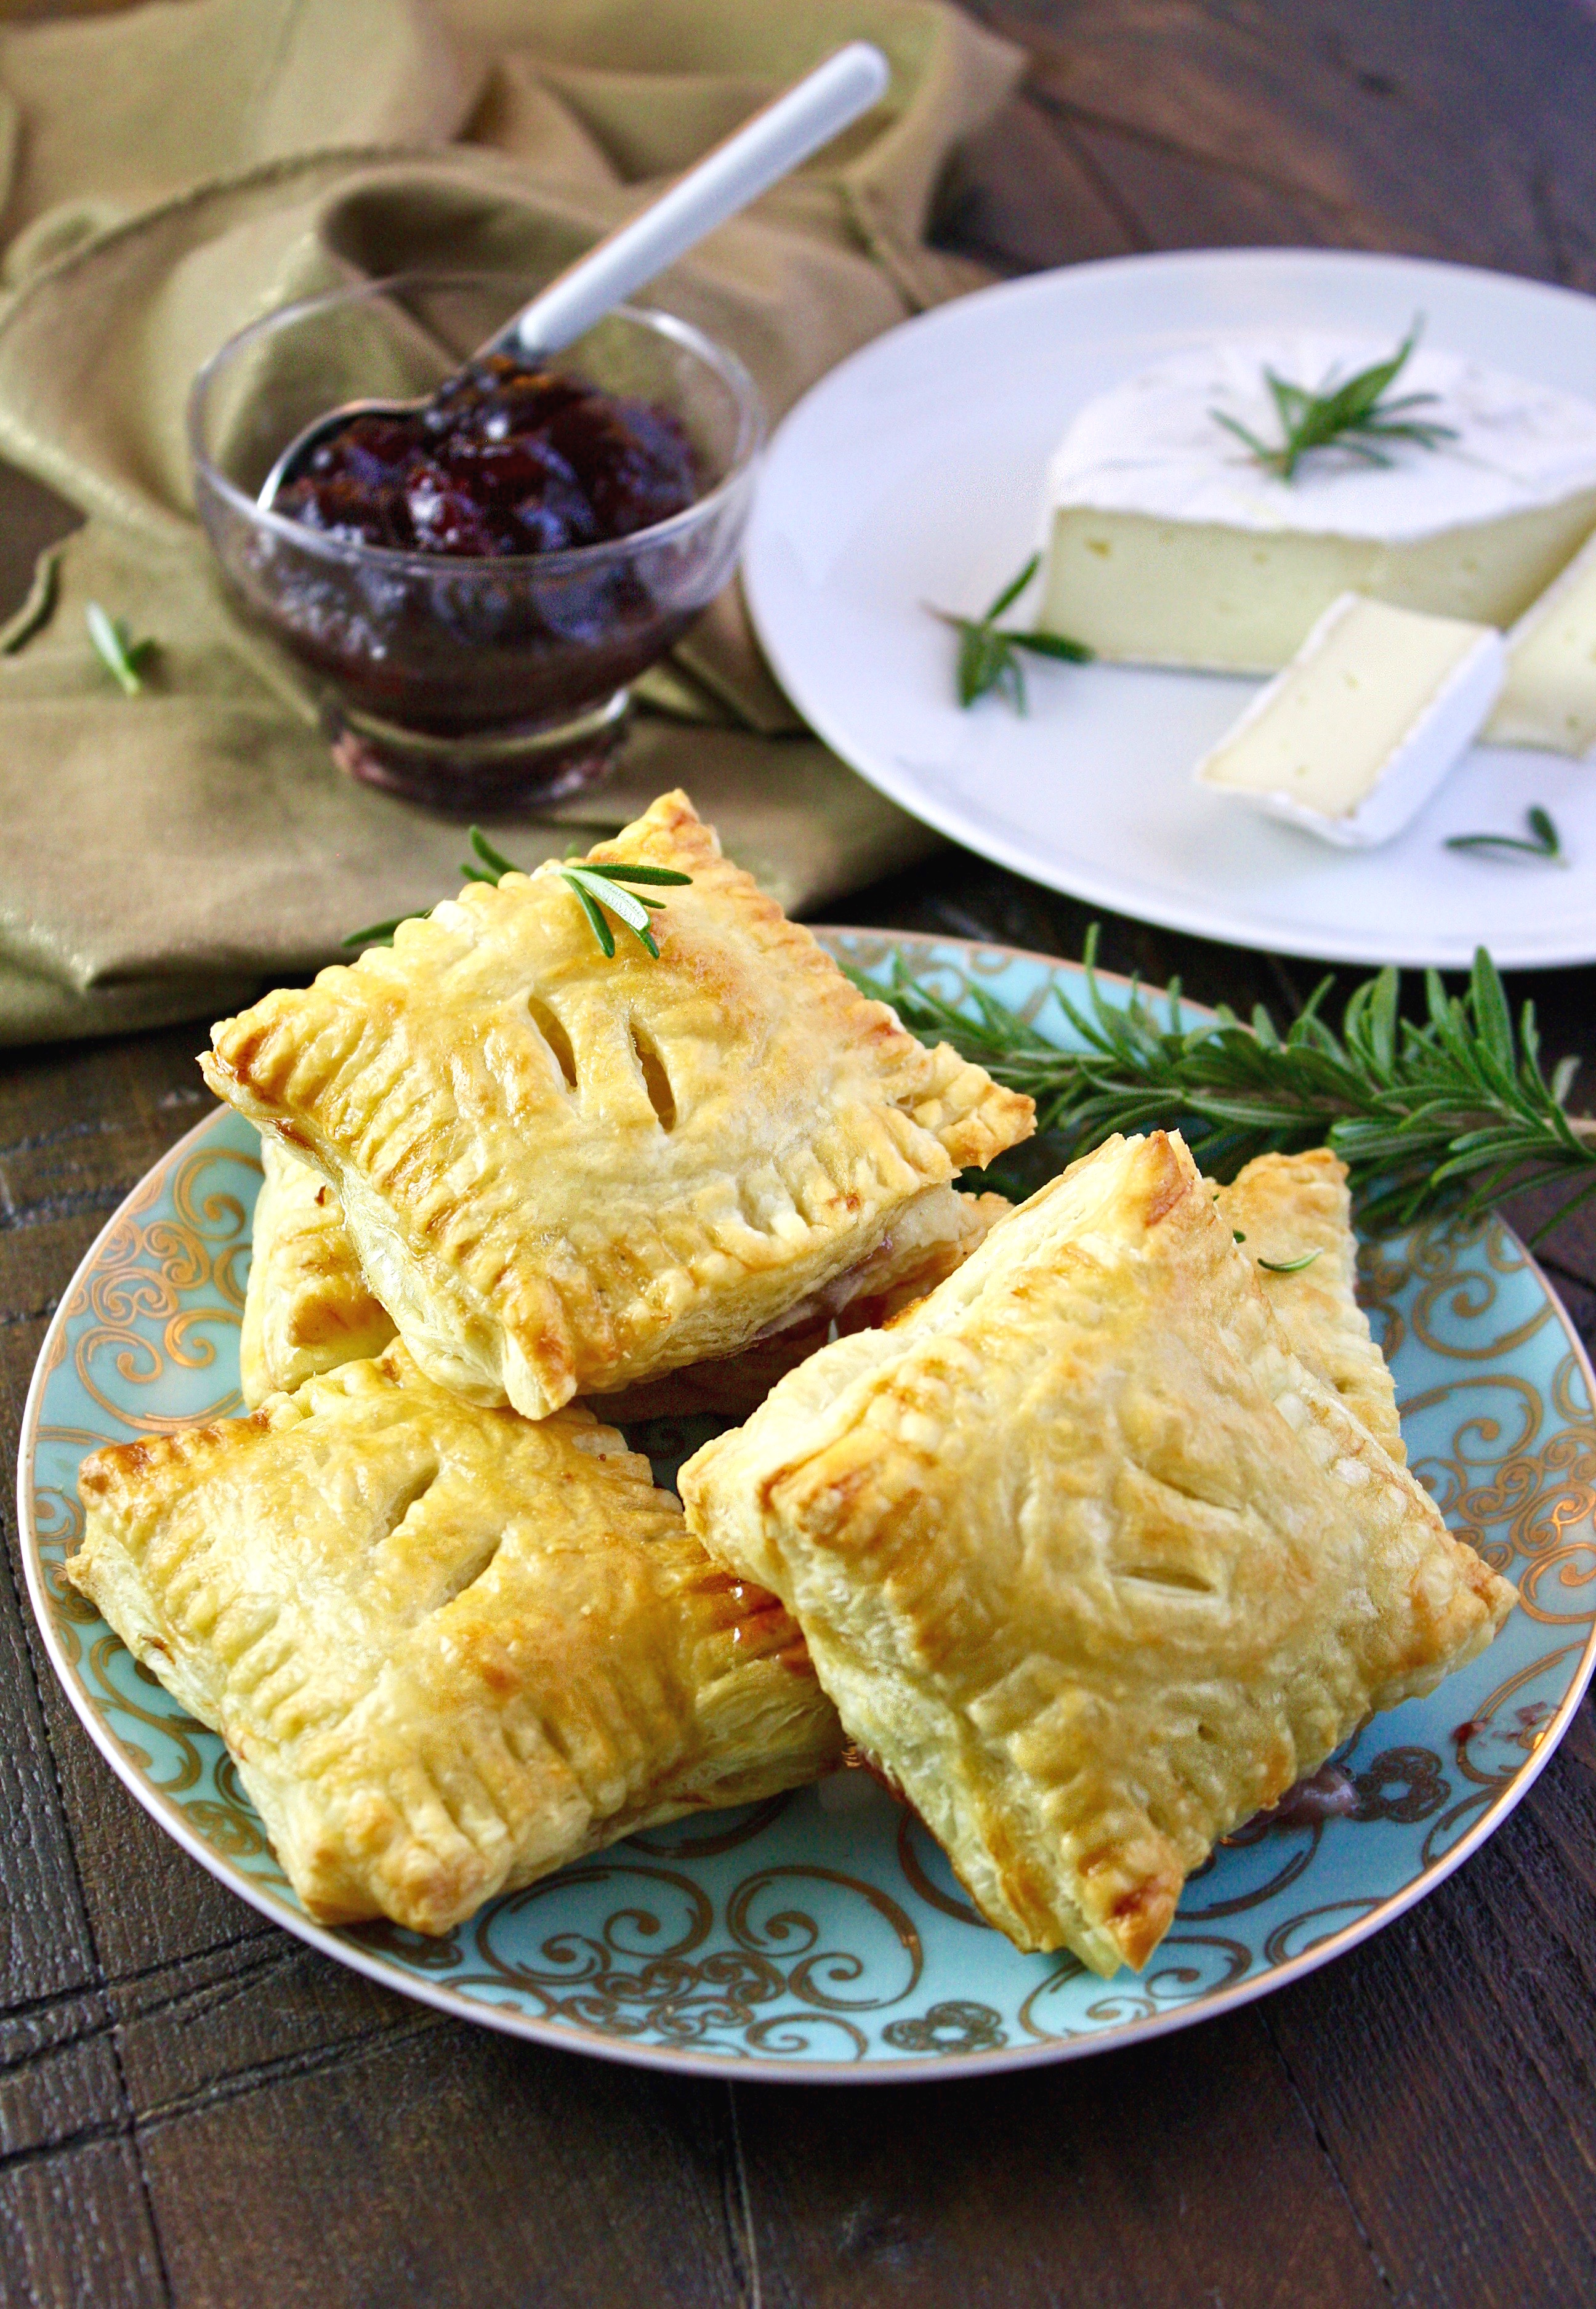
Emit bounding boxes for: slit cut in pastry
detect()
[680,1131,1515,1978]
[1212,1148,1403,1461]
[240,1134,397,1408]
[200,792,1033,1421]
[68,1345,844,1935]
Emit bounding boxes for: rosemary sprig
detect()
[846,931,1596,1238]
[927,554,1092,711]
[1212,324,1457,483]
[557,860,690,959]
[1445,805,1568,868]
[341,827,690,957]
[86,601,156,696]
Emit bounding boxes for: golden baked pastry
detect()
[843,1188,1014,1328]
[68,1345,844,1935]
[1213,1149,1404,1461]
[680,1131,1513,1977]
[240,1135,395,1408]
[241,1148,1009,1425]
[597,1187,1012,1422]
[201,792,1033,1420]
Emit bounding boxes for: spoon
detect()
[256,41,890,510]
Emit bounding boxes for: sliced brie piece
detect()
[1195,592,1504,848]
[1485,526,1596,755]
[1041,334,1596,671]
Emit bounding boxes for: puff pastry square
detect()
[1214,1149,1404,1461]
[240,1135,395,1408]
[680,1131,1514,1977]
[68,1345,844,1935]
[201,792,1033,1420]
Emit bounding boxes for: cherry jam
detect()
[274,354,698,558]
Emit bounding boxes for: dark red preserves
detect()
[274,355,698,557]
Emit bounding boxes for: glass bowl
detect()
[188,273,764,813]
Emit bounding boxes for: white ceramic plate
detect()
[743,248,1596,970]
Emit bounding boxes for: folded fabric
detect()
[0,0,1022,1043]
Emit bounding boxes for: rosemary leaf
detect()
[1212,323,1456,483]
[86,601,155,696]
[468,826,518,878]
[844,929,1596,1236]
[563,872,615,957]
[1445,805,1567,866]
[985,554,1041,621]
[1011,631,1093,664]
[1257,1249,1324,1273]
[341,914,419,949]
[927,554,1092,712]
[342,839,690,959]
[561,866,662,957]
[565,868,651,933]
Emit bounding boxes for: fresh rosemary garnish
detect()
[1257,1249,1324,1274]
[846,930,1596,1237]
[1445,805,1567,868]
[927,554,1092,711]
[1212,324,1457,483]
[557,859,690,959]
[86,600,155,696]
[341,827,690,957]
[340,914,415,948]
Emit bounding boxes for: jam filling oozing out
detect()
[274,353,699,557]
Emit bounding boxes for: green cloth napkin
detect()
[0,0,1021,1044]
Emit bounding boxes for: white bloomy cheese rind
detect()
[1195,592,1505,848]
[1485,526,1596,756]
[1041,334,1596,672]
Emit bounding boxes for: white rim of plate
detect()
[742,248,1596,973]
[15,933,1596,2082]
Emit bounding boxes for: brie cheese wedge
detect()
[1195,592,1504,847]
[1041,334,1596,671]
[1485,526,1596,756]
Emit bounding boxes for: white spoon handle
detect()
[508,42,890,358]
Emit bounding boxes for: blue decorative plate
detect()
[17,937,1596,2081]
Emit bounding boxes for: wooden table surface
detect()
[5,5,1596,2303]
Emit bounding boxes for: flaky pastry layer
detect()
[1213,1149,1404,1461]
[680,1132,1513,1977]
[201,792,1031,1419]
[240,1134,395,1408]
[594,1187,1012,1422]
[69,1345,842,1935]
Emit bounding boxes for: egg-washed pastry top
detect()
[1212,1148,1404,1461]
[68,1345,844,1936]
[240,1133,397,1409]
[201,792,1033,1421]
[680,1130,1514,1978]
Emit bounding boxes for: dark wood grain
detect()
[964,0,1596,284]
[6,5,1596,2305]
[735,2010,1390,2308]
[1264,1722,1596,2308]
[137,2036,746,2309]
